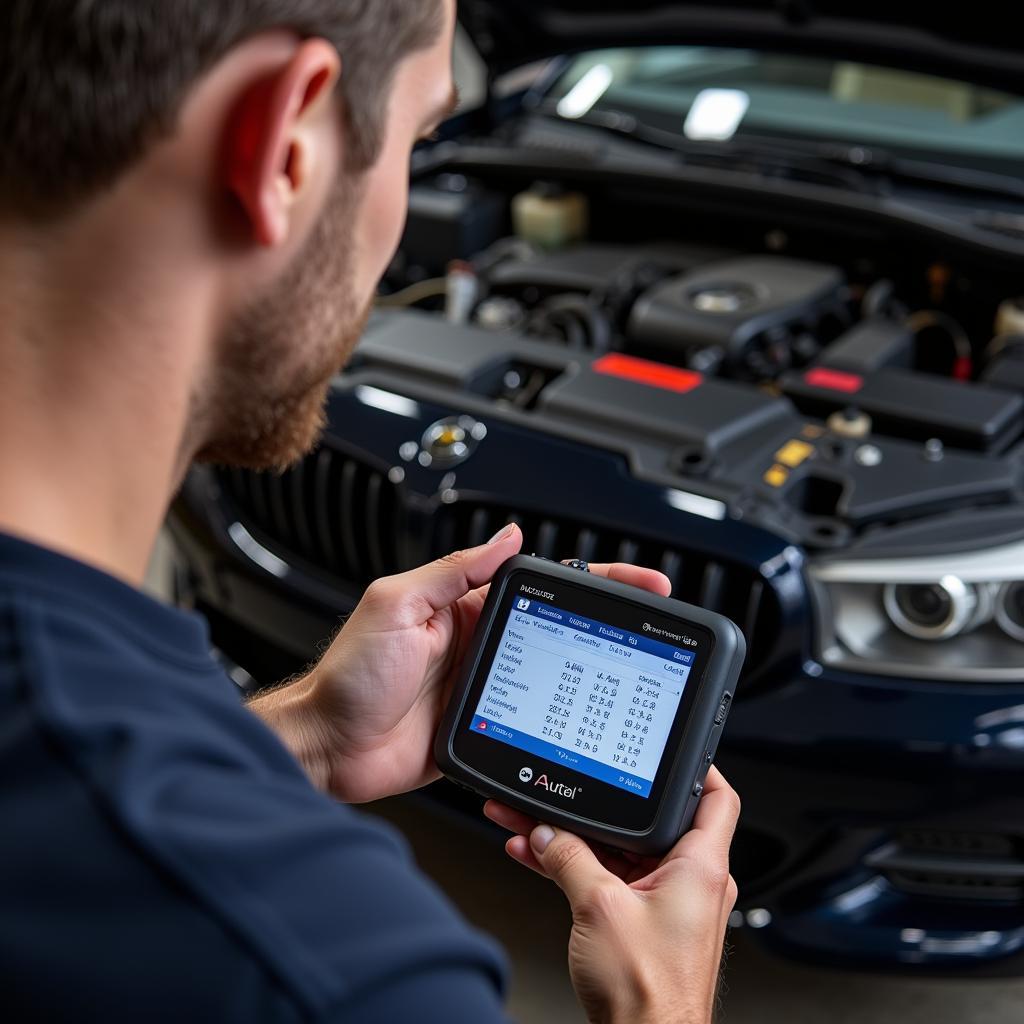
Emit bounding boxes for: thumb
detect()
[529,824,611,911]
[407,522,523,614]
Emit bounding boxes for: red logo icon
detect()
[477,721,487,730]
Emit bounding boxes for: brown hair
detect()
[0,0,444,215]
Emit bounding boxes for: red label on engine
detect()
[593,354,703,394]
[804,367,864,394]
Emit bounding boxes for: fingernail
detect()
[530,825,555,854]
[488,523,516,545]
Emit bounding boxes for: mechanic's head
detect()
[0,0,457,470]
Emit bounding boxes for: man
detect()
[0,2,740,1021]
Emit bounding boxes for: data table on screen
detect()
[470,600,695,796]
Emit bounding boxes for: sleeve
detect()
[124,751,513,1022]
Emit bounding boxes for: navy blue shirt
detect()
[0,532,508,1022]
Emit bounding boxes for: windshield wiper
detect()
[539,103,1024,204]
[536,105,880,193]
[813,144,1024,204]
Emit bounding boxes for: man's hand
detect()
[485,767,740,1024]
[252,524,673,803]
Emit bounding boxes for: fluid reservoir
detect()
[995,298,1024,339]
[512,185,589,249]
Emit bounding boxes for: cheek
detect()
[352,147,411,301]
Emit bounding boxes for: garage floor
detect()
[150,540,1024,1022]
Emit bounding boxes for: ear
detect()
[224,38,341,247]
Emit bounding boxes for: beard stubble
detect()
[195,177,373,473]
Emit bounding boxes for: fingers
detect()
[484,799,536,836]
[487,801,670,883]
[487,768,740,874]
[691,766,742,843]
[505,834,547,877]
[368,536,666,629]
[454,582,491,625]
[576,561,672,597]
[375,524,523,621]
[523,825,614,910]
[661,766,741,869]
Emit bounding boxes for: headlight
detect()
[810,543,1024,682]
[882,578,994,642]
[995,581,1024,643]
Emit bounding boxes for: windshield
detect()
[546,48,1024,174]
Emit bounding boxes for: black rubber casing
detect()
[434,555,746,855]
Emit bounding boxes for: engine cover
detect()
[628,256,846,370]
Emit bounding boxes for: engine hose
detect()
[907,310,972,379]
[526,294,613,353]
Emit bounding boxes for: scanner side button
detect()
[714,692,733,726]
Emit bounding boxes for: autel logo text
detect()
[534,773,580,800]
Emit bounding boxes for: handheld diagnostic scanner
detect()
[435,555,745,855]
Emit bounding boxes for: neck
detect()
[0,220,216,587]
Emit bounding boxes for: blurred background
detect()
[161,9,1024,1021]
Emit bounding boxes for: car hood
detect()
[459,1,1024,94]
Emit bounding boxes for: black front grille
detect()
[221,465,785,681]
[220,447,402,586]
[432,502,780,683]
[867,830,1024,903]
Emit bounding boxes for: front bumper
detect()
[723,677,1024,973]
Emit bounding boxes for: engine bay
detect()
[364,170,1024,551]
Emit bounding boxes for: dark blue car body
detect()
[172,371,1024,973]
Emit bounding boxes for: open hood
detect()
[459,1,1024,95]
